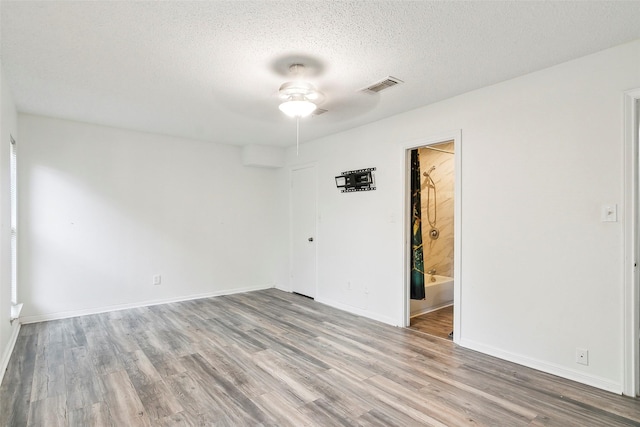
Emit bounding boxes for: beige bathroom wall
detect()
[419,141,454,278]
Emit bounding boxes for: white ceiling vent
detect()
[362,76,404,93]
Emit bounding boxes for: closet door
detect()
[291,166,317,298]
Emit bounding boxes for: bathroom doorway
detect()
[404,133,461,342]
[623,90,640,396]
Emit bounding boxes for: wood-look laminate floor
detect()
[409,305,453,340]
[2,289,639,426]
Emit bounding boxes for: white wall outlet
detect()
[347,281,351,290]
[576,348,589,365]
[601,204,617,222]
[153,275,161,285]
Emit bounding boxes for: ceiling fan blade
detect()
[313,89,380,121]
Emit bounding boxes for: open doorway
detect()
[623,90,640,396]
[404,132,461,342]
[408,141,455,339]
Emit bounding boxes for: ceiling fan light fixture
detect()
[276,63,322,155]
[279,98,317,118]
[277,75,322,118]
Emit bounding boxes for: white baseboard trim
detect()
[274,284,291,293]
[20,284,274,324]
[459,337,622,394]
[0,321,21,387]
[410,303,453,318]
[315,296,399,327]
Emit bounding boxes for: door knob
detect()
[308,237,314,242]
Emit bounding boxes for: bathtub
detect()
[410,274,454,317]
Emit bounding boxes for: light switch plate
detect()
[601,204,617,222]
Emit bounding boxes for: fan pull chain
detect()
[296,117,300,156]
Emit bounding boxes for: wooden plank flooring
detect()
[1,289,639,426]
[409,305,453,340]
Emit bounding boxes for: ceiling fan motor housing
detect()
[278,81,321,101]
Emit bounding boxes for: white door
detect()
[291,166,317,298]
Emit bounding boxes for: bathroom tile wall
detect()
[419,141,454,278]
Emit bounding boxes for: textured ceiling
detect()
[2,1,640,147]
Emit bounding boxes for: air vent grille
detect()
[362,76,403,93]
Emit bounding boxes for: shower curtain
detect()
[410,149,426,300]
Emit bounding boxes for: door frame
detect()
[623,89,640,396]
[403,130,462,343]
[289,163,318,297]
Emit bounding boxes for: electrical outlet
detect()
[576,348,589,366]
[601,204,617,222]
[347,281,351,290]
[153,275,161,285]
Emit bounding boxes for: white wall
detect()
[18,115,285,321]
[0,62,19,379]
[282,40,640,392]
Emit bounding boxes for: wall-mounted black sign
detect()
[335,167,376,192]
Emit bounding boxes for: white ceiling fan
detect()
[277,64,324,118]
[276,63,327,154]
[274,59,402,153]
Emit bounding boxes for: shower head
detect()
[422,166,436,190]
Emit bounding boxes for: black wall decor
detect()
[335,167,376,192]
